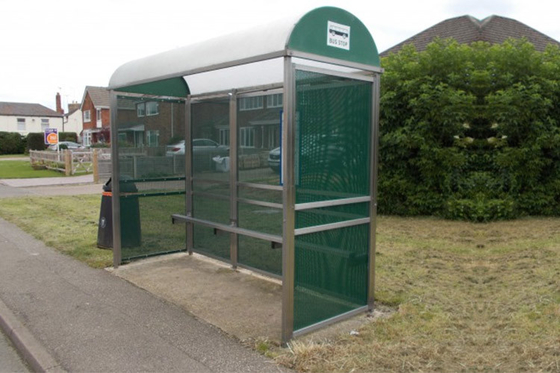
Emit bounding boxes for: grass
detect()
[0,160,65,178]
[0,154,27,158]
[0,195,111,268]
[0,193,559,371]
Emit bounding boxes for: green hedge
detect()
[0,132,26,155]
[26,132,47,151]
[379,38,560,221]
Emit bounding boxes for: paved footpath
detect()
[0,217,287,372]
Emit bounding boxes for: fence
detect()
[30,149,111,180]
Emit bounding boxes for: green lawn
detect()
[0,154,27,158]
[0,160,65,178]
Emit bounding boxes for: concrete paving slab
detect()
[113,253,284,343]
[0,174,94,187]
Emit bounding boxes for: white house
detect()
[63,102,83,139]
[0,101,64,136]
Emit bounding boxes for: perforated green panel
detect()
[293,69,372,331]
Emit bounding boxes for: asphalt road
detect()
[0,328,30,373]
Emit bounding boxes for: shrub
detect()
[0,132,26,155]
[59,132,78,142]
[380,38,560,221]
[26,133,47,151]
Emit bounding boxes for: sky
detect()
[1,0,559,112]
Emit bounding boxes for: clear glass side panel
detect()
[191,98,231,261]
[236,92,283,273]
[293,70,373,331]
[115,95,187,262]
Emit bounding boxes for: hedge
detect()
[0,132,26,155]
[379,38,560,221]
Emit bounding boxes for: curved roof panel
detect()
[109,7,379,93]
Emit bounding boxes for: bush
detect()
[0,132,26,155]
[380,38,560,221]
[26,133,47,151]
[59,132,78,142]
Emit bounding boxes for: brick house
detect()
[81,86,111,146]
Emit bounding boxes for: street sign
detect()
[44,128,58,145]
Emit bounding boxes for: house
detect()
[63,101,83,136]
[381,15,560,56]
[81,86,111,146]
[0,100,63,136]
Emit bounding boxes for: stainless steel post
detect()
[281,57,296,343]
[110,91,121,268]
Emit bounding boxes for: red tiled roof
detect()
[381,15,560,56]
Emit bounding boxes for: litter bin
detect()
[97,177,141,249]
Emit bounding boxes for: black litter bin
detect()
[97,177,141,249]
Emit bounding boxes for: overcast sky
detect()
[1,0,559,111]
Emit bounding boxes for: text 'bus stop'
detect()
[108,6,382,342]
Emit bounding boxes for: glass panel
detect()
[293,69,372,330]
[115,95,187,262]
[237,93,282,184]
[191,98,230,261]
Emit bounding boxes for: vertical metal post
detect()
[185,98,194,255]
[282,57,296,343]
[229,90,239,268]
[110,91,121,268]
[368,74,381,310]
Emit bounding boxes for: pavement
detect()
[0,175,289,372]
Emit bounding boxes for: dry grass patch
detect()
[271,216,560,372]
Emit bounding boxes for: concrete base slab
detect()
[112,253,283,342]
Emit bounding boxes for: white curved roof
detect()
[108,15,301,90]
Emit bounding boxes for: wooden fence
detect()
[30,149,111,182]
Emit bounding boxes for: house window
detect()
[219,129,230,146]
[41,119,49,131]
[266,93,283,108]
[146,130,159,147]
[96,109,102,128]
[137,103,145,117]
[83,110,91,122]
[240,127,255,148]
[118,132,127,144]
[239,96,263,111]
[146,101,159,116]
[83,131,91,147]
[17,118,25,131]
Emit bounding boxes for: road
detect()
[0,328,30,373]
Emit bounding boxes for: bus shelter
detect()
[108,6,382,342]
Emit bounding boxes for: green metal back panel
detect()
[115,78,190,97]
[288,7,380,67]
[293,69,372,331]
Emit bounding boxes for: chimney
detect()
[68,101,81,113]
[56,92,64,114]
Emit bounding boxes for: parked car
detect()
[47,141,84,151]
[166,139,229,157]
[167,138,229,171]
[268,147,281,173]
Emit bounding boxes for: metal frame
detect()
[281,57,297,343]
[229,90,239,269]
[110,91,121,268]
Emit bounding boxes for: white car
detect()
[166,139,228,157]
[47,141,84,151]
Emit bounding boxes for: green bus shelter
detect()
[108,6,382,342]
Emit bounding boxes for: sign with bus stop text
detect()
[44,128,58,145]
